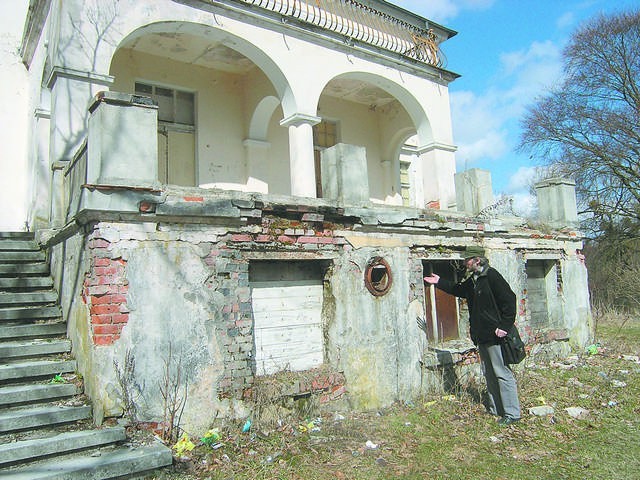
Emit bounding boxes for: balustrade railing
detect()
[236,0,445,67]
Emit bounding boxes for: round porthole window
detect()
[364,257,392,296]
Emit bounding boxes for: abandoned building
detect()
[0,0,592,468]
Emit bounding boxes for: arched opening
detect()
[316,72,429,206]
[109,22,292,193]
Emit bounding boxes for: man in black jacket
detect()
[423,246,521,425]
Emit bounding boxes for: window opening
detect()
[526,259,557,328]
[250,261,327,376]
[364,257,392,296]
[400,160,411,207]
[423,260,463,342]
[135,82,196,186]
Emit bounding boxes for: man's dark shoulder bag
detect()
[486,277,526,365]
[501,325,526,364]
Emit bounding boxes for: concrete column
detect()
[535,177,579,227]
[454,168,494,215]
[243,138,270,194]
[417,141,457,210]
[320,143,369,205]
[280,113,321,198]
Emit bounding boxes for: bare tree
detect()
[519,10,640,239]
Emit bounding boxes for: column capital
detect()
[417,141,457,155]
[280,113,322,128]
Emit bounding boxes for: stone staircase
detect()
[0,232,173,479]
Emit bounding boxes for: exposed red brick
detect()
[90,239,111,249]
[184,196,204,202]
[112,314,129,324]
[93,324,121,335]
[93,335,115,346]
[90,314,113,325]
[277,235,296,244]
[316,237,334,244]
[90,304,121,315]
[87,285,110,296]
[93,258,111,267]
[255,234,273,243]
[297,236,319,244]
[91,294,114,305]
[231,234,253,242]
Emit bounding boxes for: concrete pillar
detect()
[47,68,113,226]
[30,108,52,229]
[320,143,369,205]
[454,168,494,215]
[417,142,457,210]
[86,92,159,188]
[535,177,579,227]
[243,139,270,194]
[280,113,321,198]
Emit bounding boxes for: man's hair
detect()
[477,256,489,268]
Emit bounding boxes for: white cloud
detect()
[506,166,539,193]
[392,0,495,23]
[450,40,563,169]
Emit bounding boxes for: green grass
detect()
[150,313,640,480]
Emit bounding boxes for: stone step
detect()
[0,232,34,240]
[0,441,173,479]
[0,277,53,290]
[0,305,61,321]
[0,322,66,340]
[0,383,79,407]
[0,404,92,433]
[0,426,126,467]
[0,240,40,252]
[0,291,59,307]
[0,251,46,263]
[0,359,76,382]
[0,263,49,277]
[0,339,71,360]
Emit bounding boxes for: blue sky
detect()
[393,0,639,214]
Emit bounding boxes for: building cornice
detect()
[46,67,114,89]
[19,0,52,68]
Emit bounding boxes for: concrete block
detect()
[321,143,369,204]
[0,427,126,466]
[0,339,71,359]
[455,168,494,215]
[0,383,79,407]
[0,322,66,340]
[0,359,76,382]
[0,305,61,321]
[0,405,92,433]
[0,442,173,479]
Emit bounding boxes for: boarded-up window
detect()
[400,161,411,207]
[423,260,463,342]
[135,82,196,186]
[526,259,561,328]
[250,261,325,376]
[313,120,339,197]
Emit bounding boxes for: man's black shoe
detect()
[498,416,520,426]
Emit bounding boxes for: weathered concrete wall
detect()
[48,190,593,435]
[326,247,424,410]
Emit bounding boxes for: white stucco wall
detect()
[0,0,30,230]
